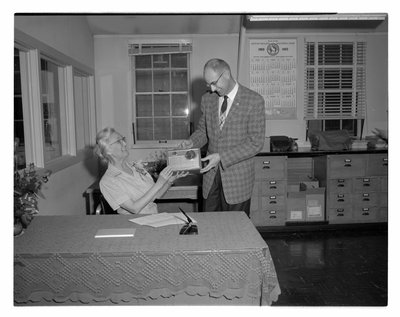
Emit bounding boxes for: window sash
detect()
[304,40,366,120]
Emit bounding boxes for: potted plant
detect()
[14,139,51,236]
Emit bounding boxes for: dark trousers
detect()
[203,168,251,216]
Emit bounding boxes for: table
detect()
[14,212,281,305]
[84,174,202,214]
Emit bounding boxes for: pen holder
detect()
[179,223,198,235]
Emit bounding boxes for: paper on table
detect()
[129,212,196,228]
[95,228,136,238]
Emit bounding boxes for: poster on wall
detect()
[249,39,297,120]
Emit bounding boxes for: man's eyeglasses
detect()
[206,71,225,88]
[110,136,126,145]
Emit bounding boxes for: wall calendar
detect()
[249,39,297,119]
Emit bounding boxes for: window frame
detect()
[15,30,96,172]
[129,40,193,145]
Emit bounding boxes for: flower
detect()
[142,150,167,181]
[14,138,51,233]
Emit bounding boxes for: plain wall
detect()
[14,15,98,215]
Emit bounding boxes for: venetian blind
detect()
[304,40,366,120]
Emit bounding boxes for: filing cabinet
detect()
[313,153,388,224]
[250,156,287,226]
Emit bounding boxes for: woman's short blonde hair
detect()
[94,127,117,165]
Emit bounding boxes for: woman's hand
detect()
[170,170,190,184]
[157,166,189,186]
[157,165,174,185]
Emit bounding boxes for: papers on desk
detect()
[129,212,197,228]
[95,228,136,238]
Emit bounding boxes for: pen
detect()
[178,207,192,224]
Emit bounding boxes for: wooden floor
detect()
[262,228,388,306]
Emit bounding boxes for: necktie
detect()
[219,96,228,129]
[220,95,228,115]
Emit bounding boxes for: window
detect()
[41,57,63,162]
[304,39,366,136]
[129,42,192,143]
[14,48,26,169]
[14,37,95,171]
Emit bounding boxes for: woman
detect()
[94,127,187,214]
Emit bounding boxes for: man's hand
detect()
[177,139,193,149]
[200,153,221,173]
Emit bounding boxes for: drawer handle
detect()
[337,213,344,216]
[269,201,277,204]
[344,163,352,167]
[337,184,344,187]
[337,208,344,212]
[262,166,270,169]
[263,161,271,165]
[269,181,277,185]
[362,212,370,216]
[362,198,370,201]
[269,186,277,189]
[344,159,352,163]
[269,215,277,219]
[269,210,276,214]
[363,183,370,187]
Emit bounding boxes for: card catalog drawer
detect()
[328,155,366,178]
[261,195,286,208]
[367,154,388,176]
[353,206,378,223]
[328,178,353,193]
[328,192,353,207]
[260,179,287,195]
[353,177,380,193]
[254,156,287,179]
[353,192,379,207]
[250,208,286,226]
[328,207,354,224]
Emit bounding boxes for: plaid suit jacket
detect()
[190,84,266,204]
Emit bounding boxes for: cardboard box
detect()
[287,192,306,222]
[300,180,319,191]
[305,188,325,221]
[287,187,326,222]
[167,148,201,172]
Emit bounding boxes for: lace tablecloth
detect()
[14,212,280,305]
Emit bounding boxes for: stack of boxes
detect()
[287,179,325,223]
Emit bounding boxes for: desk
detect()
[14,212,280,306]
[84,174,202,214]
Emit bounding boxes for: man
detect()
[179,58,266,215]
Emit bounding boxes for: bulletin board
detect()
[249,39,297,120]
